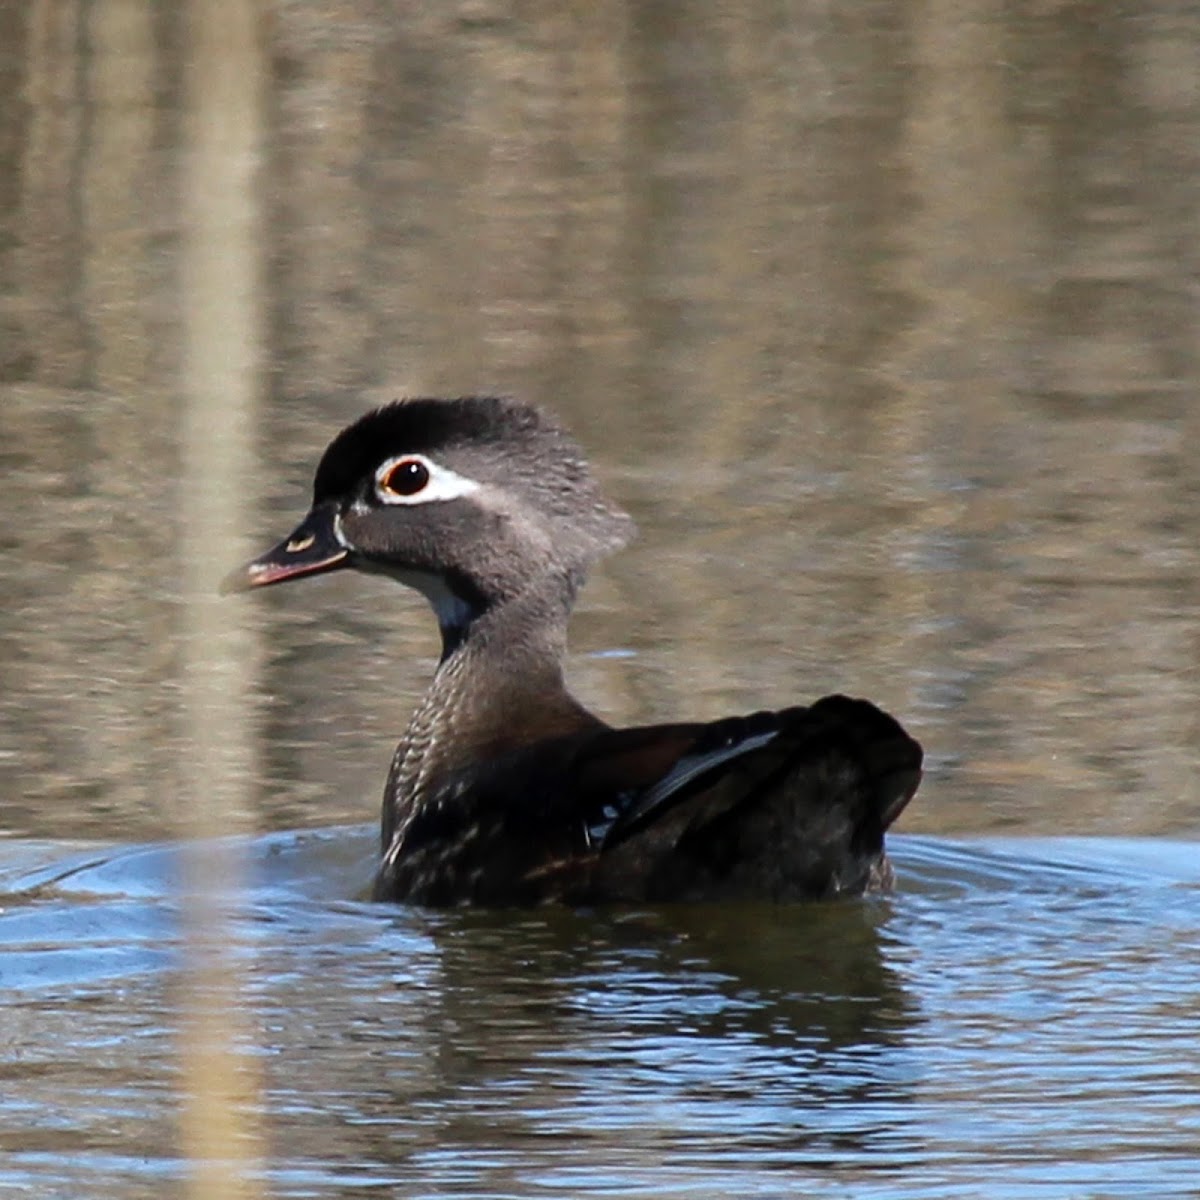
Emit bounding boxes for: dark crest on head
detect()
[312,396,635,571]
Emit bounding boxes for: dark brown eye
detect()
[379,458,429,497]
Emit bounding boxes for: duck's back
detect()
[374,694,921,906]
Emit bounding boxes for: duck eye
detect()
[379,458,430,498]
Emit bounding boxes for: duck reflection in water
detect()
[262,898,920,1174]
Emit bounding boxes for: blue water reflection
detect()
[1,831,1198,1197]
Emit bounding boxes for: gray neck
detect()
[380,572,602,852]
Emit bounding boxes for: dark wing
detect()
[377,695,921,904]
[589,694,922,900]
[596,710,783,849]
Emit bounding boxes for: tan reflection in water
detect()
[177,1,265,1196]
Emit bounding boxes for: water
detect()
[2,831,1198,1198]
[3,2,1200,1196]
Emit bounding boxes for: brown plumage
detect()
[224,397,921,906]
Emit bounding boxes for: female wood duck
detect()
[223,397,921,906]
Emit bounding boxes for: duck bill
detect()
[220,506,349,595]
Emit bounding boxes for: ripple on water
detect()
[0,830,1198,1198]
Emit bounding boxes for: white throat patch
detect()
[397,569,477,634]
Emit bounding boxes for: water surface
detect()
[2,831,1199,1198]
[2,2,1199,1197]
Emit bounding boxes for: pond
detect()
[3,831,1199,1197]
[1,2,1199,1197]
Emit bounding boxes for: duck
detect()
[223,396,921,906]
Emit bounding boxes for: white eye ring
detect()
[374,453,481,506]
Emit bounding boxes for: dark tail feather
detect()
[804,694,923,831]
[654,695,922,900]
